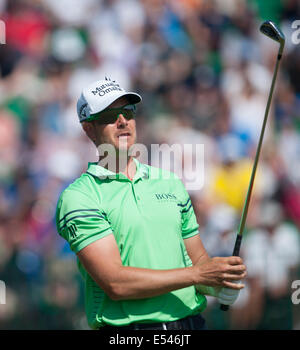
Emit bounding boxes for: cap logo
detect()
[91,80,123,97]
[79,102,88,119]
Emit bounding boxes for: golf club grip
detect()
[232,234,243,257]
[220,235,243,311]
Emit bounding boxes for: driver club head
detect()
[260,21,285,57]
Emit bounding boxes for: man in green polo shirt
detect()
[55,77,247,330]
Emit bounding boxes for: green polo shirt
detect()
[55,158,207,329]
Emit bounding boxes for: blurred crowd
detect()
[0,0,300,330]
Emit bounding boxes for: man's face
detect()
[92,97,137,153]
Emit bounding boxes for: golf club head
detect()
[260,21,285,57]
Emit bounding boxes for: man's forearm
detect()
[92,257,245,300]
[78,235,246,301]
[101,265,198,301]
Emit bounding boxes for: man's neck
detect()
[98,154,136,181]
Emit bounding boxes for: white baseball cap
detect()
[77,77,142,123]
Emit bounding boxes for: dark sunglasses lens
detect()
[123,104,136,112]
[100,111,118,124]
[123,110,135,120]
[94,104,136,124]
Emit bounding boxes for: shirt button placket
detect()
[131,181,140,203]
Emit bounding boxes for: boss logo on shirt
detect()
[155,193,177,201]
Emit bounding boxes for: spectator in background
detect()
[207,134,255,212]
[203,204,238,259]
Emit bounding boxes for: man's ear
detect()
[81,122,97,144]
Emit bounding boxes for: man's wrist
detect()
[191,262,213,287]
[191,264,202,285]
[191,264,220,297]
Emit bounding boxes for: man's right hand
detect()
[194,256,247,289]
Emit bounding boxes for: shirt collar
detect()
[86,157,149,182]
[133,158,149,181]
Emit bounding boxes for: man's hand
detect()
[194,256,246,289]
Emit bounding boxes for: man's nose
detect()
[116,114,128,127]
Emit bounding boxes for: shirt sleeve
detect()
[176,179,199,239]
[56,188,113,253]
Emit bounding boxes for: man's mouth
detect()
[117,132,131,138]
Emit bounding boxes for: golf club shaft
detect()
[220,53,282,312]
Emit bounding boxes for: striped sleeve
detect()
[176,180,199,239]
[56,189,113,253]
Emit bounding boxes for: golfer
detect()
[55,78,247,330]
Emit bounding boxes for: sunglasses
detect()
[85,104,137,124]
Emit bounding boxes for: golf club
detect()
[220,21,285,311]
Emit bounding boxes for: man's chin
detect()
[116,137,135,152]
[114,142,132,153]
